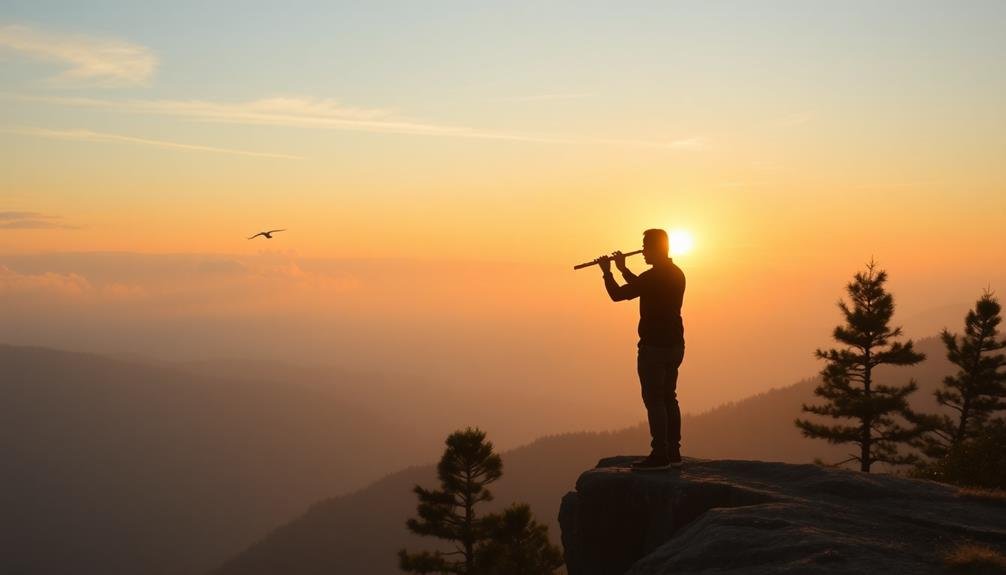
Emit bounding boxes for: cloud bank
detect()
[0,24,156,86]
[0,211,78,229]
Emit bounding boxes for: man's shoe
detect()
[631,454,672,471]
[668,451,683,468]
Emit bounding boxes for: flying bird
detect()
[247,229,286,240]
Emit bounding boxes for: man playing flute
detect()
[598,229,687,470]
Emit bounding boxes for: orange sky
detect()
[2,4,1006,442]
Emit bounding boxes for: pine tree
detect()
[795,261,926,472]
[399,427,503,574]
[913,419,1006,489]
[475,503,564,575]
[917,291,1006,459]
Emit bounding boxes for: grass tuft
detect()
[943,543,1006,573]
[958,488,1006,506]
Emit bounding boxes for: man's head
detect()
[642,229,670,264]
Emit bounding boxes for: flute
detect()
[573,250,643,270]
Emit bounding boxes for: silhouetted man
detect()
[599,229,686,470]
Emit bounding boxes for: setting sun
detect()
[669,230,694,256]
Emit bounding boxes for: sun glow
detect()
[669,229,694,256]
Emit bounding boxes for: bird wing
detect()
[266,229,287,234]
[247,232,265,239]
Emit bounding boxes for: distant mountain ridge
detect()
[212,336,956,575]
[0,344,436,575]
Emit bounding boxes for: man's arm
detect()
[600,256,642,301]
[613,250,637,283]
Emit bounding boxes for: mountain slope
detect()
[0,345,429,575]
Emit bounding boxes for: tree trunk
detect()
[862,357,873,472]
[464,466,474,574]
[954,397,971,448]
[954,334,985,447]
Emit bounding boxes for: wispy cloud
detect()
[11,94,470,136]
[3,126,304,159]
[7,93,707,150]
[491,93,594,103]
[852,180,939,191]
[669,137,709,151]
[594,136,708,151]
[0,265,91,296]
[0,24,156,86]
[0,211,78,229]
[773,112,814,128]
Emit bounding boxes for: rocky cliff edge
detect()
[558,457,1006,574]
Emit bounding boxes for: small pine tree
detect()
[921,291,1006,458]
[913,419,1006,489]
[475,503,564,575]
[795,261,926,472]
[399,427,503,574]
[917,292,1006,459]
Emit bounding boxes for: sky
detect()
[2,2,1005,440]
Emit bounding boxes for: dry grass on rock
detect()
[958,488,1006,506]
[943,543,1006,573]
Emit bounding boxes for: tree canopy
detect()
[796,261,925,472]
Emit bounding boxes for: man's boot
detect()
[668,447,682,468]
[631,450,672,471]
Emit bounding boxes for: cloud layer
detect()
[9,93,707,149]
[0,24,156,86]
[5,127,304,159]
[0,264,90,296]
[0,211,77,229]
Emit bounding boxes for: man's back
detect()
[635,260,685,347]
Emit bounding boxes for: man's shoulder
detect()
[640,261,685,276]
[636,267,658,281]
[656,261,685,284]
[653,260,684,273]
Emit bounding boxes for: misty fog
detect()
[1,250,992,451]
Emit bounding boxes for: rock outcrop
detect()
[559,457,1006,574]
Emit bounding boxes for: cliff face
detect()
[559,457,1006,575]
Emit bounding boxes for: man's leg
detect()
[637,345,669,458]
[663,344,685,457]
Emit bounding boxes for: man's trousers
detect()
[637,343,685,457]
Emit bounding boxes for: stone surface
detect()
[559,457,1006,574]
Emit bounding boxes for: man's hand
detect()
[598,254,612,274]
[612,250,628,272]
